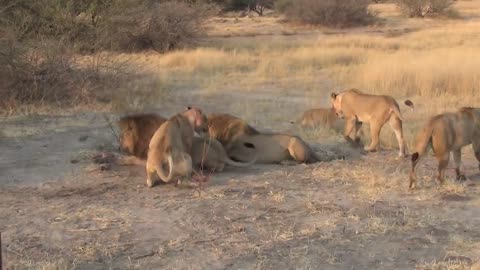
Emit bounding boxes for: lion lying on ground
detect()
[146,107,208,187]
[409,107,480,189]
[330,88,414,157]
[207,113,259,151]
[227,133,326,164]
[117,112,255,173]
[191,137,256,172]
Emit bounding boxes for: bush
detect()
[0,0,212,53]
[248,0,274,15]
[96,1,210,52]
[395,0,455,17]
[0,0,213,113]
[0,37,126,113]
[210,0,249,11]
[276,0,375,28]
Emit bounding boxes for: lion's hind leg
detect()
[389,115,407,157]
[473,140,480,172]
[453,149,466,181]
[435,152,450,186]
[287,137,310,163]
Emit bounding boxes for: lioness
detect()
[293,107,364,138]
[117,113,167,159]
[207,113,259,151]
[191,137,256,172]
[409,107,480,189]
[330,89,414,157]
[295,108,339,129]
[227,133,323,164]
[146,107,208,187]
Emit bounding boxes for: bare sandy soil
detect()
[2,85,480,270]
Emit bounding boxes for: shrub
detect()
[96,1,210,52]
[0,37,126,113]
[0,0,212,53]
[276,0,375,28]
[0,0,213,113]
[249,0,275,15]
[212,0,250,11]
[395,0,455,17]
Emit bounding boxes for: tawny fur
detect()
[227,133,322,164]
[191,137,257,172]
[330,88,414,157]
[296,108,339,129]
[294,107,364,137]
[146,107,208,188]
[117,112,255,174]
[207,113,259,151]
[409,107,480,189]
[117,113,166,159]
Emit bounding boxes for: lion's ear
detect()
[330,92,337,99]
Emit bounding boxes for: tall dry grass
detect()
[124,20,480,100]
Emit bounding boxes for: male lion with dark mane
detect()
[117,113,167,159]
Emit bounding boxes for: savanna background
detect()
[1,0,480,269]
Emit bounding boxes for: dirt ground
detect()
[2,85,480,270]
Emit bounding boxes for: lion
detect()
[294,107,339,129]
[117,113,166,159]
[293,107,364,138]
[330,88,414,157]
[191,137,257,172]
[146,107,209,188]
[409,107,480,189]
[227,133,325,164]
[207,113,259,151]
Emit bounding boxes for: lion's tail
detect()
[156,155,174,182]
[404,100,414,111]
[412,125,434,160]
[391,100,415,121]
[409,124,434,188]
[290,116,302,125]
[391,105,404,121]
[225,154,257,167]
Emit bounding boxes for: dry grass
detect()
[119,4,480,101]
